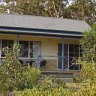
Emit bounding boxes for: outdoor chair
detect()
[40,60,47,68]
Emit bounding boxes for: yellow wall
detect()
[0,34,80,71]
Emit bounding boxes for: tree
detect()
[39,0,69,18]
[81,25,96,62]
[0,0,41,15]
[16,0,40,15]
[65,0,96,25]
[0,0,69,17]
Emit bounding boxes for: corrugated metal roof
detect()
[0,14,91,32]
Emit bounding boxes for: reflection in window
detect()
[69,44,79,58]
[1,40,41,59]
[19,41,28,57]
[2,40,14,57]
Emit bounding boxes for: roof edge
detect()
[0,26,83,38]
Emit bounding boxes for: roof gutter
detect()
[0,26,83,38]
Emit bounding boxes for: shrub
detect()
[16,86,73,96]
[0,42,40,95]
[19,67,40,90]
[80,25,96,62]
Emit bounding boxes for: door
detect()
[33,42,41,59]
[33,42,41,67]
[69,44,80,70]
[58,44,68,70]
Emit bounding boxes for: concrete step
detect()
[41,71,74,78]
[41,70,80,82]
[39,76,73,83]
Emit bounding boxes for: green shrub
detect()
[16,76,68,96]
[16,86,73,96]
[80,26,96,62]
[0,42,40,95]
[19,67,40,90]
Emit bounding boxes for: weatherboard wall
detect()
[0,34,80,71]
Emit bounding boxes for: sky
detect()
[68,0,75,5]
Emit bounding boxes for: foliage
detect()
[15,61,96,96]
[16,76,72,96]
[66,0,96,26]
[77,83,96,96]
[20,67,40,90]
[0,0,69,18]
[75,61,96,96]
[16,0,40,15]
[80,25,96,62]
[16,87,74,96]
[0,0,41,15]
[0,42,40,95]
[0,42,22,92]
[81,61,96,82]
[37,75,66,89]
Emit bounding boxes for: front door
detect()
[33,42,41,67]
[33,42,41,59]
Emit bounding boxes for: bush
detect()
[19,67,40,90]
[80,25,96,62]
[16,86,73,96]
[16,76,68,96]
[0,42,40,95]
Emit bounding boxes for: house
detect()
[0,14,90,72]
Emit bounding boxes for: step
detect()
[41,71,74,78]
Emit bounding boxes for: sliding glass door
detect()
[58,44,81,70]
[69,44,80,70]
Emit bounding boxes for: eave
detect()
[0,26,83,38]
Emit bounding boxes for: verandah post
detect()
[17,34,20,44]
[0,40,2,63]
[62,37,64,70]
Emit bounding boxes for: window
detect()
[1,40,41,59]
[69,44,79,59]
[19,41,28,57]
[58,44,81,70]
[19,41,41,58]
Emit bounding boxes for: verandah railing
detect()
[0,55,82,71]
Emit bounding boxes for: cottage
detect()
[0,14,90,72]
